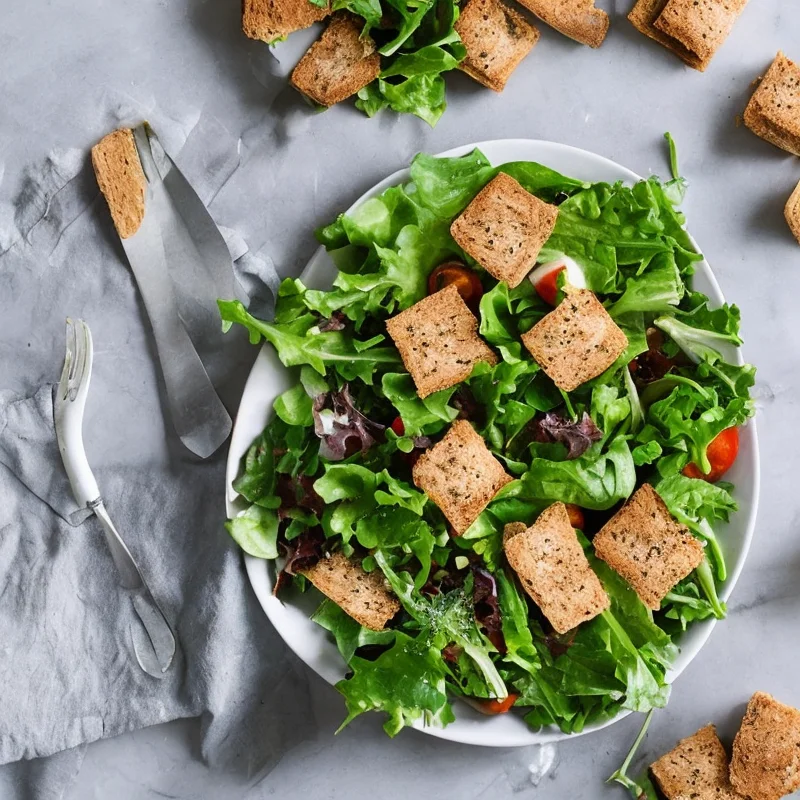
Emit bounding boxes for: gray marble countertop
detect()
[3,0,800,797]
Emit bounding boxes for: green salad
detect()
[220,144,755,737]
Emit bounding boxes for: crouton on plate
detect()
[300,551,400,631]
[786,181,800,245]
[450,173,559,289]
[454,0,540,92]
[521,289,628,392]
[744,52,800,157]
[412,420,512,535]
[651,724,741,800]
[730,691,800,800]
[385,284,497,399]
[243,0,331,44]
[593,483,705,610]
[503,503,609,634]
[514,0,608,48]
[291,14,380,107]
[628,0,748,72]
[91,129,147,240]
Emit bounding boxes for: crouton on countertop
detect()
[504,503,609,633]
[744,52,800,157]
[515,0,608,48]
[521,289,628,392]
[786,181,800,245]
[593,483,704,610]
[243,0,331,44]
[412,420,512,535]
[385,284,497,399]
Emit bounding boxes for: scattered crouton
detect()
[454,0,540,92]
[242,0,331,44]
[503,521,528,546]
[744,52,800,157]
[520,289,628,392]
[503,503,609,633]
[628,0,747,72]
[385,284,497,399]
[91,129,146,240]
[514,0,608,48]
[412,420,512,535]
[650,724,741,800]
[730,691,800,800]
[291,14,380,107]
[593,484,704,610]
[786,181,800,245]
[450,173,559,289]
[300,551,400,630]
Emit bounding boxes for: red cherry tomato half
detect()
[682,427,740,483]
[565,503,585,530]
[532,265,566,306]
[428,262,483,309]
[475,693,519,715]
[390,416,405,436]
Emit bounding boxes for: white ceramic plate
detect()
[225,140,760,747]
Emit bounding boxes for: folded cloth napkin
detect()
[0,112,309,798]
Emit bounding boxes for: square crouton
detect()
[744,52,800,157]
[450,173,559,289]
[454,0,540,92]
[593,484,704,610]
[730,692,800,800]
[651,724,741,800]
[243,0,331,44]
[300,551,400,630]
[385,284,497,399]
[504,503,609,634]
[786,181,800,245]
[514,0,608,48]
[91,129,146,240]
[290,14,380,107]
[628,0,747,72]
[520,289,628,392]
[412,420,512,535]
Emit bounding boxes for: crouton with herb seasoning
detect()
[412,420,512,535]
[730,692,800,800]
[450,173,559,289]
[454,0,540,92]
[300,551,400,631]
[744,52,800,157]
[650,724,742,800]
[593,483,704,611]
[521,289,628,392]
[242,0,331,44]
[385,284,497,399]
[504,503,609,633]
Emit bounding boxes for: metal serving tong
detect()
[54,319,176,678]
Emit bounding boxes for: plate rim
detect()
[227,138,761,747]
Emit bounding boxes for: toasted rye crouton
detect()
[520,289,628,392]
[730,692,800,800]
[91,129,146,240]
[290,15,380,107]
[628,0,747,72]
[454,0,540,92]
[786,181,800,245]
[593,484,704,610]
[514,0,608,48]
[450,173,559,289]
[503,503,609,634]
[744,52,800,157]
[242,0,331,44]
[412,420,512,535]
[385,285,497,399]
[300,551,400,631]
[650,724,742,800]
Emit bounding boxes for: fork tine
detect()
[66,319,92,401]
[57,319,75,402]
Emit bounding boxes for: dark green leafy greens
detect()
[221,147,754,739]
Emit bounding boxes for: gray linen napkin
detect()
[0,111,310,797]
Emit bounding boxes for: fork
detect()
[54,319,177,678]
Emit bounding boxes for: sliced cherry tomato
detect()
[565,503,585,530]
[682,427,740,483]
[532,265,566,306]
[390,416,405,436]
[428,262,483,309]
[474,693,519,715]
